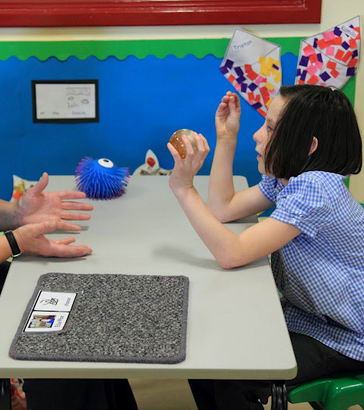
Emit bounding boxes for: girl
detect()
[167,85,364,409]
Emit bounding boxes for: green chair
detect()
[288,373,364,410]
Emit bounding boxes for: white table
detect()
[0,175,296,381]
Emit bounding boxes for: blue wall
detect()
[0,53,297,200]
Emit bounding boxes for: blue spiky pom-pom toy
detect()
[75,157,129,199]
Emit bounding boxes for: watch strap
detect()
[5,231,22,257]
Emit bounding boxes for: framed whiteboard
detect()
[32,80,99,123]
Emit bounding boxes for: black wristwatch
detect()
[4,230,22,257]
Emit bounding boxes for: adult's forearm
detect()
[0,235,13,262]
[0,200,19,230]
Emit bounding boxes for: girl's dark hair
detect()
[264,85,362,179]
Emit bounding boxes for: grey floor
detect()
[129,379,363,409]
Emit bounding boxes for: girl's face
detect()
[253,95,286,176]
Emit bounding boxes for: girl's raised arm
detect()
[208,92,272,221]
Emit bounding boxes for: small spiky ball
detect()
[75,157,129,199]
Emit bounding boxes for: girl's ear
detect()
[309,137,318,155]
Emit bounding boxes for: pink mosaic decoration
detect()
[295,17,360,88]
[220,30,282,117]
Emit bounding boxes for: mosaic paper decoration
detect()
[295,17,361,88]
[220,30,282,117]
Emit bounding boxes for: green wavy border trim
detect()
[0,37,304,61]
[1,38,356,112]
[0,39,231,61]
[0,36,355,97]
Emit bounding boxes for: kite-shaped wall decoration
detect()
[220,30,282,117]
[295,16,360,88]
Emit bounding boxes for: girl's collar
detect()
[278,178,289,186]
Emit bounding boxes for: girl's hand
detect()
[215,92,241,142]
[15,172,93,230]
[13,221,93,258]
[167,133,210,197]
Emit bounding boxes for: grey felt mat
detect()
[10,272,189,364]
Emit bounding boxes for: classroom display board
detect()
[0,39,355,201]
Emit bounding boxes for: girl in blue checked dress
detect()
[167,85,364,409]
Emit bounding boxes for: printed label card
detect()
[33,291,76,312]
[23,291,77,332]
[24,311,69,332]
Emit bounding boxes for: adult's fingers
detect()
[57,190,88,200]
[60,212,91,221]
[50,243,93,258]
[32,220,83,236]
[61,201,93,211]
[28,172,49,195]
[54,237,76,245]
[51,220,82,232]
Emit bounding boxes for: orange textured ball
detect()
[169,129,198,159]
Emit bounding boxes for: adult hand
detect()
[167,133,210,196]
[14,221,92,258]
[215,91,241,142]
[15,172,93,230]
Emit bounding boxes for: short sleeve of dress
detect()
[258,175,279,203]
[270,173,332,237]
